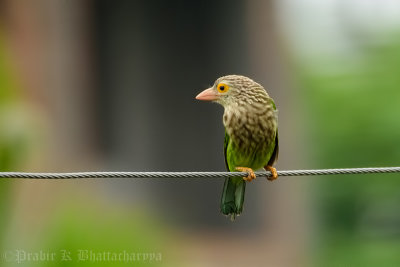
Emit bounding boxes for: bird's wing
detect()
[267,98,279,166]
[268,130,279,166]
[223,130,230,171]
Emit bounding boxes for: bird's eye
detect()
[217,83,229,93]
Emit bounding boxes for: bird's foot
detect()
[235,167,256,182]
[265,165,278,181]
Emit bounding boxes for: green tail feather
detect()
[220,177,246,220]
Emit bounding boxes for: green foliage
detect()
[299,38,400,265]
[0,29,36,265]
[39,200,167,267]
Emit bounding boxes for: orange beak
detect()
[195,88,218,101]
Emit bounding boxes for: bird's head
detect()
[196,75,269,108]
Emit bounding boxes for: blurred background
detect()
[1,0,400,266]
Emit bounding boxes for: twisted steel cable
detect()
[0,167,399,179]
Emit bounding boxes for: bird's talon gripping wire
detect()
[265,165,278,181]
[235,167,256,182]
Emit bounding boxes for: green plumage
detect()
[221,112,278,220]
[220,132,247,217]
[219,76,278,220]
[196,74,278,220]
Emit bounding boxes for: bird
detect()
[196,75,278,220]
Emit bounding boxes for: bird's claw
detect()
[265,165,278,181]
[235,167,256,182]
